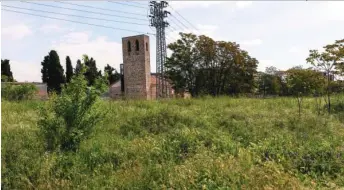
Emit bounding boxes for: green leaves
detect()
[39,65,107,152]
[166,32,258,96]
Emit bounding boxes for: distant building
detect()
[1,82,48,99]
[108,34,174,100]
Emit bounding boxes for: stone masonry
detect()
[122,35,151,99]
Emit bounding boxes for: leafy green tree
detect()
[286,68,324,116]
[82,54,99,86]
[306,39,344,113]
[38,65,107,152]
[65,56,73,83]
[257,67,284,96]
[166,32,258,97]
[1,59,14,82]
[166,33,198,95]
[104,64,120,85]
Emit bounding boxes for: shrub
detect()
[1,83,38,101]
[38,66,107,152]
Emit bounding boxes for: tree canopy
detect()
[166,32,258,96]
[1,59,14,82]
[41,50,66,93]
[66,56,74,83]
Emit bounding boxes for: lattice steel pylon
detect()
[149,1,170,99]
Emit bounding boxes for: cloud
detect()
[166,24,218,43]
[289,46,302,53]
[39,24,70,34]
[324,1,344,21]
[2,24,33,40]
[167,1,252,10]
[10,60,42,82]
[240,39,262,47]
[52,31,123,72]
[236,1,253,9]
[167,1,225,10]
[258,59,275,71]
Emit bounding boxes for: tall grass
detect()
[2,96,344,189]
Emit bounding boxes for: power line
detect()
[2,8,155,35]
[55,1,147,16]
[20,1,148,21]
[3,5,148,26]
[125,1,147,6]
[167,18,185,32]
[107,1,147,9]
[168,4,199,32]
[170,14,191,32]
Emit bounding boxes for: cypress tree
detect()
[1,59,14,82]
[42,50,65,93]
[66,56,74,83]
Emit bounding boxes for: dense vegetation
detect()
[1,83,38,101]
[1,31,343,189]
[1,59,15,82]
[166,34,344,98]
[2,95,344,189]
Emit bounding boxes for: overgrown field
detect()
[2,96,344,189]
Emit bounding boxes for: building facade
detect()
[108,34,174,100]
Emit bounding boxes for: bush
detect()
[38,66,107,152]
[1,83,38,101]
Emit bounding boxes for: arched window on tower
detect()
[146,42,148,51]
[135,40,139,51]
[128,41,131,52]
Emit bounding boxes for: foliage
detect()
[65,56,74,83]
[2,96,344,189]
[166,32,258,96]
[104,64,120,85]
[41,50,66,93]
[1,59,14,82]
[285,68,325,116]
[75,59,82,75]
[257,72,283,96]
[82,54,100,86]
[306,39,344,113]
[38,65,107,152]
[1,83,38,101]
[286,68,325,96]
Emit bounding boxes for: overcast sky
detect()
[1,1,344,82]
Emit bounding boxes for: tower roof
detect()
[122,34,149,39]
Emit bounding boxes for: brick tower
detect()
[122,35,151,99]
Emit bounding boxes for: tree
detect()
[1,59,14,82]
[66,56,74,83]
[38,65,107,152]
[306,39,344,113]
[41,50,66,93]
[82,54,99,86]
[166,32,258,97]
[286,68,324,116]
[41,56,49,83]
[104,64,120,85]
[75,59,82,75]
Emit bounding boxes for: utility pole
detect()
[149,1,170,99]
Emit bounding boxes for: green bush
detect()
[38,66,107,152]
[1,83,38,101]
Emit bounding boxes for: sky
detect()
[1,1,344,82]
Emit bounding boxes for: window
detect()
[135,40,139,51]
[146,42,148,51]
[128,41,131,52]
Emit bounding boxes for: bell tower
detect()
[122,35,151,99]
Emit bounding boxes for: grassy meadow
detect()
[2,96,344,189]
